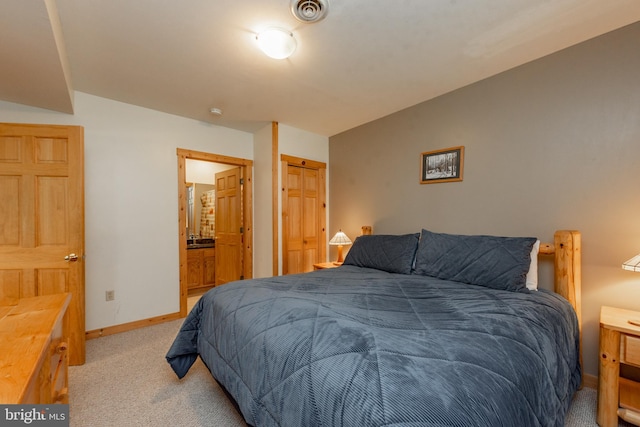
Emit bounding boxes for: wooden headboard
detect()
[540,230,582,378]
[539,230,582,325]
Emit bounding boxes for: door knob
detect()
[64,253,79,262]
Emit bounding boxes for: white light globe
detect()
[256,28,297,59]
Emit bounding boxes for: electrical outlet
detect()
[105,290,115,301]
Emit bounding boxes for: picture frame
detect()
[420,146,464,184]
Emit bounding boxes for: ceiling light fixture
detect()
[256,28,297,59]
[209,107,223,116]
[291,0,329,23]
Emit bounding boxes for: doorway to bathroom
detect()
[176,148,253,316]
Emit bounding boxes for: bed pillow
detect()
[525,240,540,291]
[414,229,537,292]
[343,233,419,274]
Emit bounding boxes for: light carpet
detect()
[69,318,631,427]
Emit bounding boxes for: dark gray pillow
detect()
[414,229,537,292]
[343,234,419,274]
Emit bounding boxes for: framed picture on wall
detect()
[420,146,464,184]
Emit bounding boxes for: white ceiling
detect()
[2,0,640,137]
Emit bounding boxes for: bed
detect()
[167,229,582,427]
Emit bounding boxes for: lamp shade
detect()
[256,28,297,59]
[622,253,640,272]
[621,253,640,327]
[329,230,351,264]
[329,230,352,246]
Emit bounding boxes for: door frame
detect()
[176,148,253,316]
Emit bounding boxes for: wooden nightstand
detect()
[598,306,640,426]
[313,262,342,270]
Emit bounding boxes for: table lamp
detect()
[622,253,640,327]
[329,230,352,265]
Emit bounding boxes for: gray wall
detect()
[329,22,640,378]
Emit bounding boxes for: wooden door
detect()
[215,167,243,285]
[283,162,324,274]
[0,123,85,365]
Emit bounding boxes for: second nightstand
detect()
[313,262,341,270]
[598,306,640,427]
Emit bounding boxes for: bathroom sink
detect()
[186,238,215,249]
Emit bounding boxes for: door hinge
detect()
[240,227,244,233]
[240,178,244,185]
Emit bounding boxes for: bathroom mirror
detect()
[185,159,237,242]
[186,183,194,238]
[186,182,216,239]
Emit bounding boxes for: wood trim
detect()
[68,124,86,366]
[318,167,327,261]
[176,148,254,317]
[85,311,182,340]
[281,154,327,169]
[583,373,598,389]
[177,148,254,166]
[177,152,188,317]
[281,159,289,274]
[272,122,279,276]
[243,166,254,281]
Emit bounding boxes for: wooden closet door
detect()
[283,165,321,274]
[0,123,85,365]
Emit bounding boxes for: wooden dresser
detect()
[0,293,71,404]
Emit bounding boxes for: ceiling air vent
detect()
[291,0,329,23]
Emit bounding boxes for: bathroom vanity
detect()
[187,239,215,292]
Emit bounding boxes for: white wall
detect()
[0,92,253,330]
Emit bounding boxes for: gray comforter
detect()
[166,266,581,427]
